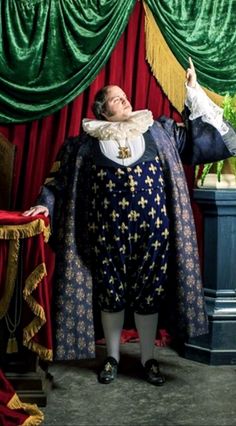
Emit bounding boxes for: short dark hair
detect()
[92,86,111,120]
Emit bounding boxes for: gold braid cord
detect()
[143,2,223,113]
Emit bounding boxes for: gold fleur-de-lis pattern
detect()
[88,156,169,314]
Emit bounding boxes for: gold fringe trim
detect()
[143,2,224,113]
[0,239,19,319]
[26,340,53,362]
[7,393,44,426]
[23,263,52,361]
[0,219,50,242]
[23,263,47,301]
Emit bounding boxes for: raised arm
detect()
[159,58,236,164]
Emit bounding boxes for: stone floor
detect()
[40,343,236,426]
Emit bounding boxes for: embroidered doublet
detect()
[87,139,170,314]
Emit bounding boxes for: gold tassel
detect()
[143,2,223,113]
[6,335,18,353]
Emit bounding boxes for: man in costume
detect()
[23,59,236,386]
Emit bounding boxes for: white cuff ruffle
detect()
[185,82,228,135]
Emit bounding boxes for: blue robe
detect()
[38,114,236,360]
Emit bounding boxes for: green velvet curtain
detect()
[145,0,236,96]
[1,0,235,124]
[0,0,136,123]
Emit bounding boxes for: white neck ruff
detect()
[82,110,154,141]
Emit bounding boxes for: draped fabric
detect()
[0,0,235,123]
[0,0,136,123]
[0,368,44,425]
[145,0,236,99]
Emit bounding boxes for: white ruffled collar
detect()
[82,110,154,141]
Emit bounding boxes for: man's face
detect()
[103,86,132,122]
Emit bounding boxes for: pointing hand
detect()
[186,57,197,88]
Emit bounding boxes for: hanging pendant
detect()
[6,335,18,353]
[117,146,131,159]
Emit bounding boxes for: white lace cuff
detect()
[185,82,228,135]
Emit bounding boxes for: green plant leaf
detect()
[200,163,213,185]
[216,160,224,181]
[223,94,236,128]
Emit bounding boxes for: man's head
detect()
[92,85,132,122]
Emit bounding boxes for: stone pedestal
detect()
[185,189,236,365]
[5,360,47,407]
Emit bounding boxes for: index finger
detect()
[188,56,195,71]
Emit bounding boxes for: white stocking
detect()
[134,312,159,366]
[101,310,125,363]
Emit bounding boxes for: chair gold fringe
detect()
[0,219,50,242]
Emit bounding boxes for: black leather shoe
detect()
[144,359,165,386]
[98,357,118,384]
